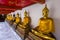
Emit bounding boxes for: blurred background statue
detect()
[18,10,31,40]
[13,13,22,29]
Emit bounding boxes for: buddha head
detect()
[16,13,19,17]
[10,14,12,17]
[6,14,10,18]
[42,4,49,18]
[7,14,9,17]
[24,10,28,17]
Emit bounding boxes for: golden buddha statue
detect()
[5,14,10,21]
[9,14,13,21]
[32,4,56,40]
[5,14,13,21]
[19,10,31,40]
[19,10,31,29]
[14,13,21,24]
[13,13,22,29]
[23,10,31,26]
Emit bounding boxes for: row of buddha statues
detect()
[5,4,56,40]
[5,10,31,28]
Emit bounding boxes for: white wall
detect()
[10,0,60,40]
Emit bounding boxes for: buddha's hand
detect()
[32,29,55,40]
[19,24,26,29]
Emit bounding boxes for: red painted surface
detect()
[0,0,45,14]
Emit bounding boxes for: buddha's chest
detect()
[9,17,13,20]
[40,20,50,26]
[23,18,30,23]
[39,20,50,31]
[16,18,20,22]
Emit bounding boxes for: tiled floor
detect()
[0,21,22,40]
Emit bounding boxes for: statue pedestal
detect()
[29,32,44,40]
[6,20,17,29]
[16,26,33,40]
[16,26,45,40]
[16,26,25,39]
[5,20,13,25]
[5,21,56,40]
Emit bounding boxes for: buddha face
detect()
[42,10,48,17]
[10,14,12,17]
[16,14,19,17]
[24,13,27,17]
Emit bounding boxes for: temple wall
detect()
[10,0,60,40]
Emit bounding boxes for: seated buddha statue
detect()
[32,4,56,40]
[19,10,31,29]
[9,14,13,21]
[14,13,21,24]
[5,14,10,21]
[19,10,31,40]
[5,14,13,21]
[13,13,22,29]
[9,14,16,25]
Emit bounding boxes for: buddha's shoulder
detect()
[39,18,44,21]
[24,17,30,19]
[40,18,43,20]
[40,17,53,21]
[48,18,53,20]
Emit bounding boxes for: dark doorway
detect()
[0,14,6,22]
